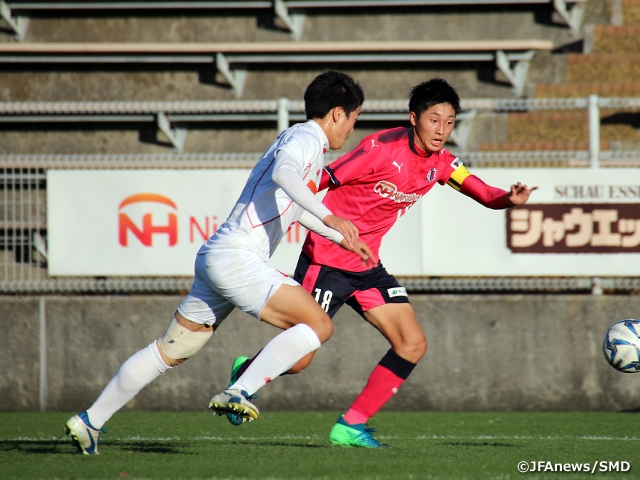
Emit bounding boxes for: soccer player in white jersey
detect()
[65,70,373,455]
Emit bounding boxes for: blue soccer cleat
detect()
[65,411,105,455]
[209,388,259,423]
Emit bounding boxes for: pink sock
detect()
[343,365,405,424]
[343,408,368,425]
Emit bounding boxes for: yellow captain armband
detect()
[447,164,472,191]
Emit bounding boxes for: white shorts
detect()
[177,245,299,326]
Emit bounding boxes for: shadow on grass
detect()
[110,441,186,454]
[1,438,327,455]
[1,439,67,454]
[0,439,186,455]
[619,407,640,413]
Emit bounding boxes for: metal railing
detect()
[2,275,638,295]
[2,95,640,161]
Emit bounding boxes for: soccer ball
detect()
[603,319,640,373]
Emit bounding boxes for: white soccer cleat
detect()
[208,388,259,422]
[65,412,102,455]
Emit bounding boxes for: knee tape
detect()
[157,316,213,361]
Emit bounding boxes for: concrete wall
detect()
[3,294,640,413]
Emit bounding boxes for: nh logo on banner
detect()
[118,193,178,247]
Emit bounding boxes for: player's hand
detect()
[507,182,538,206]
[323,214,359,247]
[339,238,378,268]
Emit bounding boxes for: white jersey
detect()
[198,120,329,260]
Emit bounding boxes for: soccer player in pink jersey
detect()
[227,78,537,447]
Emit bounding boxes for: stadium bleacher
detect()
[491,0,640,161]
[0,39,554,97]
[1,0,587,40]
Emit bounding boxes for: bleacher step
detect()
[592,25,640,53]
[504,111,638,144]
[622,0,640,25]
[535,82,640,98]
[478,141,610,151]
[565,53,640,82]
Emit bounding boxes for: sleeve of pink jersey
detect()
[459,175,511,210]
[319,169,331,191]
[437,150,463,185]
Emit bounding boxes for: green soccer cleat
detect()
[329,414,388,448]
[229,356,249,388]
[226,356,251,426]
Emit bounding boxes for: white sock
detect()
[232,323,321,395]
[86,342,169,429]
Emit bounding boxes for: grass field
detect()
[0,411,638,480]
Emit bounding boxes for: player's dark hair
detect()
[409,78,461,117]
[304,70,364,120]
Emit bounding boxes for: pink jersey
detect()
[302,126,464,271]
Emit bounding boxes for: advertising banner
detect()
[47,169,309,276]
[47,168,640,277]
[420,168,640,276]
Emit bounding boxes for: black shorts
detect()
[293,252,410,319]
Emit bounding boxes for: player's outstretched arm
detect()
[297,210,351,247]
[299,211,373,265]
[339,238,378,268]
[271,149,340,224]
[457,175,537,209]
[322,214,359,248]
[507,182,538,206]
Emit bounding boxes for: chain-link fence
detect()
[2,95,639,294]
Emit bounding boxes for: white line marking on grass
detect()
[4,434,640,442]
[404,435,640,441]
[194,435,323,441]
